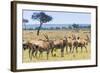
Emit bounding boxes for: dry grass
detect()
[22,29,91,63]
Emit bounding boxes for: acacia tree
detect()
[32,12,52,35]
[72,23,79,29]
[72,23,79,32]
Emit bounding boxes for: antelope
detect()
[51,37,67,57]
[23,41,38,60]
[29,34,54,60]
[72,36,89,53]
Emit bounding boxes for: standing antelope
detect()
[51,37,67,57]
[29,34,54,60]
[72,36,89,53]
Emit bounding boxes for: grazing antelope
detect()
[23,42,38,60]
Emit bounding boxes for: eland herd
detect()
[23,34,90,60]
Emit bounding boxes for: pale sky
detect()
[22,10,91,25]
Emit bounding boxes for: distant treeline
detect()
[23,24,91,30]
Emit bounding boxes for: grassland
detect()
[22,29,91,63]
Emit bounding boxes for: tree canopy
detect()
[32,12,52,24]
[31,12,52,35]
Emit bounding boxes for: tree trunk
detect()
[37,23,42,36]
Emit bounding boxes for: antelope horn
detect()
[86,35,90,42]
[43,34,49,40]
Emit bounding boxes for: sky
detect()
[22,10,91,25]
